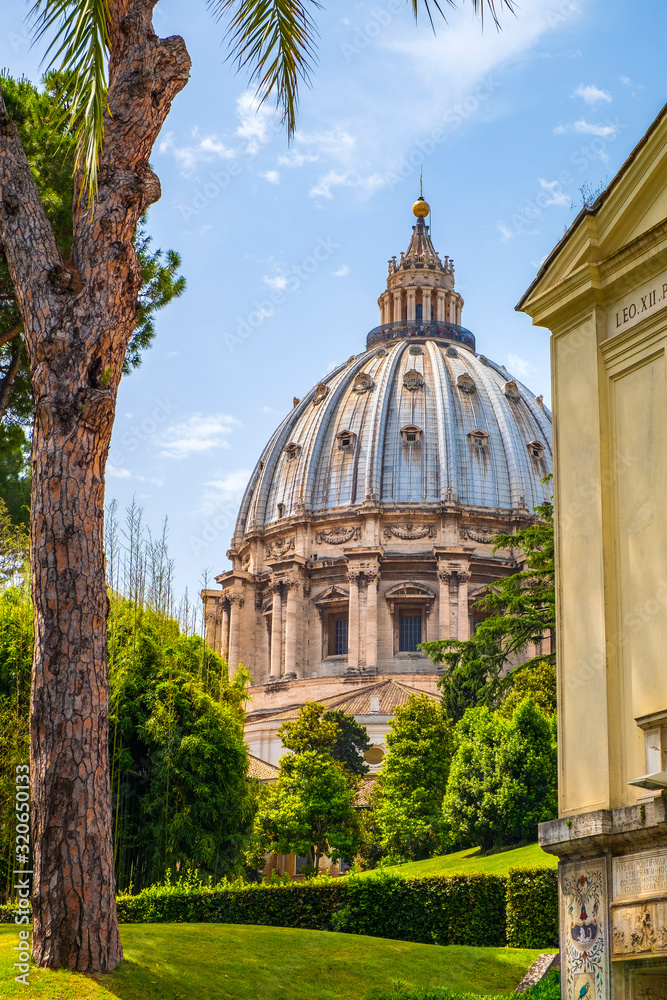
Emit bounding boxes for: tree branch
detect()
[0,86,66,359]
[0,321,22,350]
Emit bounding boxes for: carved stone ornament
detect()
[384,522,436,540]
[461,525,498,544]
[316,526,362,545]
[265,536,295,558]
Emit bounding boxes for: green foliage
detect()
[0,427,30,528]
[277,701,371,777]
[0,511,256,901]
[443,700,557,851]
[506,867,559,949]
[257,749,362,870]
[375,695,454,862]
[499,659,557,719]
[108,595,256,890]
[108,870,507,948]
[0,73,185,429]
[496,700,558,843]
[0,580,32,902]
[421,495,554,722]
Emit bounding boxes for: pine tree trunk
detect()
[0,0,190,971]
[30,392,121,970]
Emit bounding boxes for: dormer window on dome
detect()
[528,440,545,460]
[353,372,374,394]
[403,369,424,391]
[285,442,301,459]
[504,380,521,402]
[469,429,489,449]
[336,430,356,452]
[457,373,476,394]
[313,383,329,405]
[401,425,422,445]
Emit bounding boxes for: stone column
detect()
[457,571,471,640]
[436,291,446,322]
[221,602,231,662]
[422,289,432,324]
[347,570,361,669]
[365,571,379,670]
[437,567,452,639]
[393,291,402,322]
[270,583,283,680]
[283,580,299,678]
[228,593,244,678]
[407,290,416,322]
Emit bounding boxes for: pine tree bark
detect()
[0,0,190,971]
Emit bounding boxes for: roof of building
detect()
[248,753,280,782]
[233,339,552,538]
[246,678,439,724]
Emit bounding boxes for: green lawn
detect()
[0,924,551,1000]
[361,843,557,879]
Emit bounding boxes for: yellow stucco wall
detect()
[519,107,667,816]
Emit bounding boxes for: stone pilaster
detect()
[457,570,471,640]
[227,592,244,678]
[283,579,300,678]
[347,570,362,669]
[365,570,379,669]
[269,581,283,680]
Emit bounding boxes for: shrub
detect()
[506,867,559,948]
[114,870,506,947]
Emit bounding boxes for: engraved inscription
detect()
[607,270,667,338]
[613,850,667,901]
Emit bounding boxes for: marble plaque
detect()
[612,900,667,960]
[613,850,667,902]
[561,858,610,1000]
[627,969,667,1000]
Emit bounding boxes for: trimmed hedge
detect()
[506,867,559,949]
[0,865,558,951]
[114,871,508,947]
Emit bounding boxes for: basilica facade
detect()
[204,196,553,759]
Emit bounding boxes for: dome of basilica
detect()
[205,197,553,711]
[235,336,551,541]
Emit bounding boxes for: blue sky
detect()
[2,0,666,599]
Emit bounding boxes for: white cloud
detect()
[235,91,276,154]
[573,84,612,105]
[277,150,319,168]
[333,265,350,278]
[197,469,253,516]
[553,118,619,137]
[538,178,571,208]
[158,413,241,460]
[497,223,514,243]
[108,464,132,479]
[310,170,349,199]
[261,170,280,185]
[507,354,538,380]
[159,128,236,175]
[263,272,288,291]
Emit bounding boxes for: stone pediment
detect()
[314,585,349,606]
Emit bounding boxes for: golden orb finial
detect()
[412,196,430,218]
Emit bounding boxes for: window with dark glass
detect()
[328,615,349,656]
[399,614,422,652]
[416,303,423,322]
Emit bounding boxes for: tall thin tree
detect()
[0,0,514,973]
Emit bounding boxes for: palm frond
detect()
[410,0,517,29]
[208,0,321,139]
[30,0,111,205]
